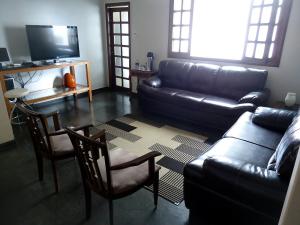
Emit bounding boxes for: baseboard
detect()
[0,139,16,151]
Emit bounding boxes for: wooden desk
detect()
[130,69,157,94]
[0,60,92,114]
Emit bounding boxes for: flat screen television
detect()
[26,25,80,61]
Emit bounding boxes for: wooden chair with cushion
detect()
[66,127,162,225]
[16,103,93,193]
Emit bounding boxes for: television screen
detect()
[26,25,80,61]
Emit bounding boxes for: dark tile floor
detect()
[0,91,222,225]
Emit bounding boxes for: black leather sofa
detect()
[138,60,270,130]
[184,107,300,224]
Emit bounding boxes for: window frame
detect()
[168,0,293,67]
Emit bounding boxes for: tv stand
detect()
[0,60,92,115]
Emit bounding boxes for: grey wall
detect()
[0,0,107,91]
[103,0,300,103]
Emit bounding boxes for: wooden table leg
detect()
[0,76,12,115]
[70,66,78,101]
[85,63,92,102]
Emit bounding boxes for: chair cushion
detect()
[97,148,160,194]
[46,130,83,157]
[224,112,283,150]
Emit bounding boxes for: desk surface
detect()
[0,60,89,76]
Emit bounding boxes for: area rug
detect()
[95,115,216,205]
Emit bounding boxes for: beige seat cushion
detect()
[97,148,160,194]
[46,130,84,157]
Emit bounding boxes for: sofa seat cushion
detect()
[200,96,256,116]
[97,148,160,194]
[139,83,179,102]
[204,138,274,167]
[224,112,283,150]
[172,90,210,109]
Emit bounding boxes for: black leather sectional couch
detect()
[184,107,299,224]
[138,60,270,130]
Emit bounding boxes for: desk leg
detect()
[0,76,12,115]
[85,63,92,102]
[70,66,77,101]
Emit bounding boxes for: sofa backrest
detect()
[186,63,220,94]
[158,60,268,99]
[214,66,268,100]
[158,60,193,90]
[273,116,300,178]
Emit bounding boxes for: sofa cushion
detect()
[224,112,283,150]
[138,83,179,102]
[253,107,297,132]
[201,96,255,117]
[158,60,193,90]
[185,138,274,183]
[214,66,268,100]
[186,63,220,94]
[273,117,300,178]
[172,90,209,109]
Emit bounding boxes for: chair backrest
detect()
[16,103,52,157]
[66,128,113,195]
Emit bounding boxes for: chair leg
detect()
[153,172,159,207]
[84,183,92,220]
[51,160,59,193]
[109,199,114,225]
[37,155,43,181]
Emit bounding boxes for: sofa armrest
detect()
[202,156,288,202]
[143,76,162,88]
[239,88,270,106]
[252,107,297,132]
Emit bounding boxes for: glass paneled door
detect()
[106,3,131,90]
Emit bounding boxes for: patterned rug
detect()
[95,115,216,205]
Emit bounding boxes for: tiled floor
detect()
[0,91,221,225]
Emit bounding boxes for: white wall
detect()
[0,0,107,91]
[103,0,300,103]
[0,85,14,144]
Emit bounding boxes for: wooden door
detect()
[106,3,131,90]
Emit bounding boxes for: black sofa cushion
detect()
[272,116,300,178]
[224,112,283,150]
[214,66,268,100]
[195,138,275,169]
[186,63,220,94]
[158,60,193,90]
[252,107,297,132]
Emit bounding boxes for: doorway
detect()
[106,2,131,90]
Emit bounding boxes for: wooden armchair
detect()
[66,127,161,225]
[16,103,93,193]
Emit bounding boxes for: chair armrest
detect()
[41,110,61,131]
[110,151,161,170]
[48,129,67,136]
[239,88,270,106]
[202,156,288,202]
[252,107,297,132]
[90,129,106,141]
[143,76,162,88]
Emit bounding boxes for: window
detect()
[168,0,292,66]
